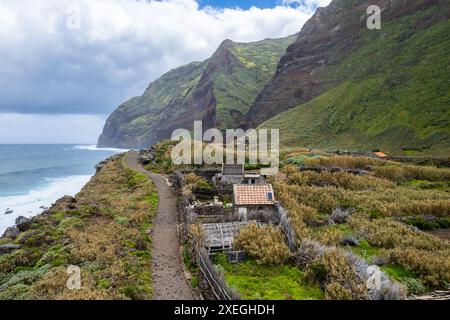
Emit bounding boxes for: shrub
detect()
[0,157,157,300]
[325,282,354,300]
[403,278,427,296]
[313,229,343,246]
[348,214,449,251]
[373,165,450,183]
[349,214,450,288]
[286,170,395,191]
[304,156,385,169]
[183,173,212,191]
[305,249,367,300]
[387,248,450,288]
[233,223,292,265]
[403,216,450,230]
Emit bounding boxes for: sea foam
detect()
[0,175,91,235]
[73,145,129,152]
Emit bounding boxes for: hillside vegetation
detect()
[269,151,450,296]
[0,155,158,299]
[98,36,295,149]
[259,1,450,156]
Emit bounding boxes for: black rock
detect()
[0,244,21,255]
[138,154,154,165]
[2,226,20,239]
[54,195,77,209]
[15,216,31,232]
[341,236,359,247]
[4,209,13,215]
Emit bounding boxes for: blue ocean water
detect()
[0,144,126,233]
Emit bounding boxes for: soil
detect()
[126,151,194,300]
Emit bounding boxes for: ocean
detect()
[0,144,127,234]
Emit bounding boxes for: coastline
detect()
[0,145,128,236]
[0,175,93,235]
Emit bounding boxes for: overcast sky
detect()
[0,0,331,144]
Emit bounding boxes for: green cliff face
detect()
[100,0,449,156]
[254,0,450,156]
[98,36,295,149]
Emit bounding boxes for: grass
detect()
[269,153,450,293]
[213,253,324,300]
[260,3,450,156]
[351,240,381,260]
[0,156,158,300]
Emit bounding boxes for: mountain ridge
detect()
[98,35,296,149]
[252,0,450,155]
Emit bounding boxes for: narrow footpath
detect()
[126,151,194,300]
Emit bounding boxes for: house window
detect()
[267,192,273,201]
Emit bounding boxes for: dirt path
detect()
[126,151,194,300]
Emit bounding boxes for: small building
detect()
[216,164,245,185]
[202,221,252,253]
[233,184,277,222]
[373,151,389,160]
[242,173,265,185]
[222,164,244,176]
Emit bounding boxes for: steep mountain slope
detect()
[251,0,450,155]
[98,36,295,149]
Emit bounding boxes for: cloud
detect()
[0,113,106,144]
[0,0,330,116]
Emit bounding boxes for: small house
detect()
[202,221,252,253]
[216,164,245,185]
[242,173,265,185]
[233,184,277,222]
[222,164,244,176]
[373,151,389,160]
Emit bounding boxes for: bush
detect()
[348,214,449,251]
[184,173,212,191]
[349,214,450,288]
[403,216,450,230]
[373,165,450,183]
[233,223,292,265]
[403,278,427,296]
[387,248,450,288]
[304,156,385,169]
[305,249,367,300]
[325,282,354,300]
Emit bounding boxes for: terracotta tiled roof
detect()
[374,152,388,158]
[233,184,275,206]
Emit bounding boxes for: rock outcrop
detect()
[97,36,295,149]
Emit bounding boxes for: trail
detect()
[126,151,194,300]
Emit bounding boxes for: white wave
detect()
[72,145,128,152]
[0,175,92,235]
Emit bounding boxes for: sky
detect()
[0,0,331,144]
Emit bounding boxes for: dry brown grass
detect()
[348,214,449,251]
[339,188,450,217]
[387,248,450,288]
[305,249,367,300]
[0,156,157,300]
[273,156,450,293]
[233,223,292,265]
[286,169,396,190]
[373,164,450,183]
[349,214,450,287]
[304,156,386,169]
